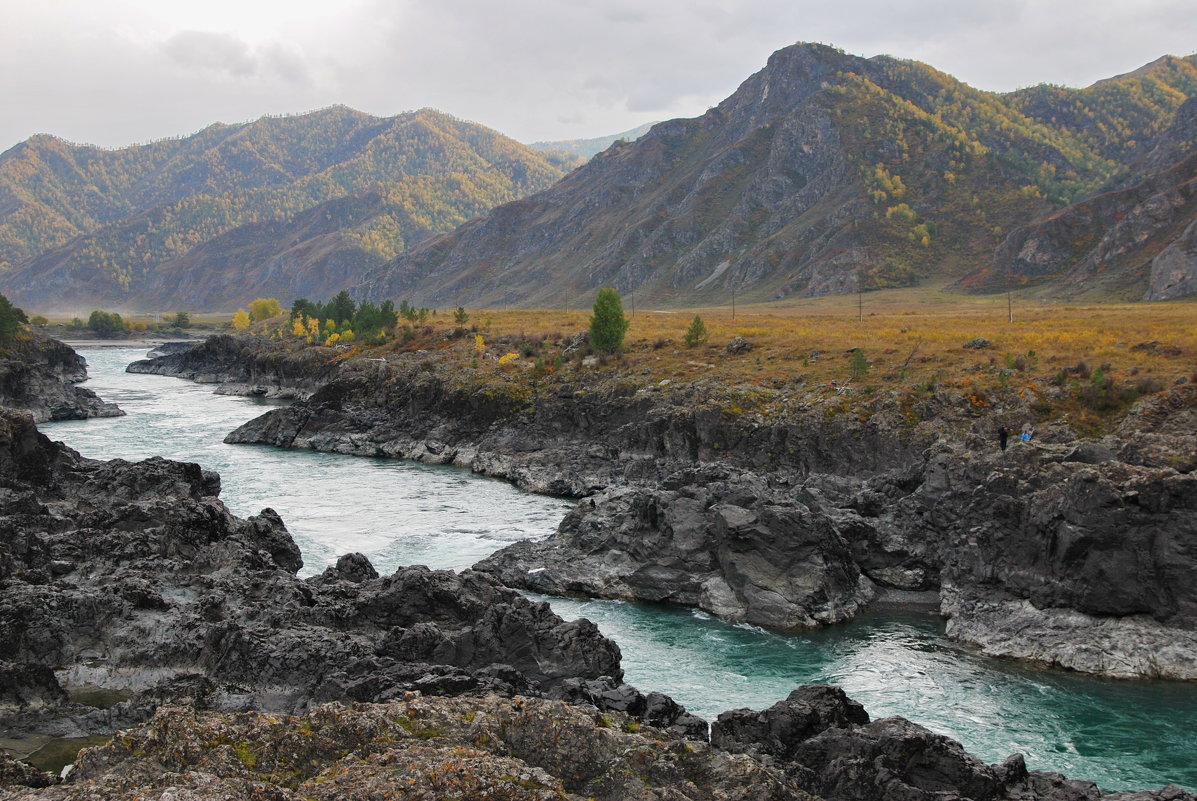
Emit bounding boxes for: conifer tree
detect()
[588,288,629,352]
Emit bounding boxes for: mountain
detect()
[529,122,658,160]
[0,107,581,311]
[359,45,1197,308]
[958,95,1197,300]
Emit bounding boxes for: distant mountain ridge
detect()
[0,107,580,311]
[530,122,658,160]
[359,44,1197,307]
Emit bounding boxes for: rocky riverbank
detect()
[0,409,705,761]
[2,337,1192,797]
[0,336,122,422]
[4,686,1194,799]
[127,334,338,399]
[130,333,1197,681]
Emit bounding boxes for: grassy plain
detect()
[456,286,1195,389]
[290,284,1189,437]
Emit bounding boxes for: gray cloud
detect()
[162,30,258,77]
[1,0,1194,150]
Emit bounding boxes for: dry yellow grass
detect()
[452,286,1196,394]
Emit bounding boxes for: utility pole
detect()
[731,283,736,321]
[1007,271,1013,323]
[630,289,635,319]
[857,270,863,322]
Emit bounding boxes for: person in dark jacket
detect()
[998,425,1009,451]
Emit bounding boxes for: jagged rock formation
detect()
[0,408,705,756]
[361,45,1197,307]
[477,467,877,630]
[0,107,578,311]
[126,334,333,398]
[844,430,1197,679]
[154,335,1197,680]
[2,689,1191,799]
[0,336,122,422]
[711,685,1194,801]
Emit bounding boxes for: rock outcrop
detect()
[0,336,122,422]
[136,334,1197,680]
[3,689,1191,799]
[222,355,923,496]
[126,334,335,399]
[0,409,701,752]
[477,466,876,630]
[711,685,1194,801]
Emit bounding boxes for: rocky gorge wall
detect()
[8,342,1196,798]
[0,336,123,423]
[0,405,704,725]
[129,335,1197,681]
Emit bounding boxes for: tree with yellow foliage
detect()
[249,298,283,321]
[231,309,250,330]
[291,317,307,337]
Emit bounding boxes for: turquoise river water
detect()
[43,346,1197,793]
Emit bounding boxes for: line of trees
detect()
[289,291,400,344]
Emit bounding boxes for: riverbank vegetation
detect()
[230,285,1195,438]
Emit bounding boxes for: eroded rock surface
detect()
[3,690,1191,800]
[135,336,1197,680]
[0,336,122,422]
[477,467,875,630]
[712,685,1194,801]
[0,409,696,750]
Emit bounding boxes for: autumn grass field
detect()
[41,283,1196,434]
[451,287,1196,391]
[269,284,1182,437]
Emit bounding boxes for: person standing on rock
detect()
[998,425,1009,452]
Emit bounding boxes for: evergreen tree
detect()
[683,315,709,347]
[0,294,27,342]
[326,291,356,324]
[588,288,629,352]
[291,298,321,320]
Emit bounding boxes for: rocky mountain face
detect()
[960,96,1197,299]
[0,107,578,312]
[361,44,1197,307]
[0,335,122,422]
[136,335,1197,681]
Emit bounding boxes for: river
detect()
[44,345,1197,793]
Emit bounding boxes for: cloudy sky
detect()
[3,0,1195,151]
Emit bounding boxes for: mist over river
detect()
[44,345,1197,793]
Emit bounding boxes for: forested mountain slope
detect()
[0,106,579,311]
[360,44,1197,307]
